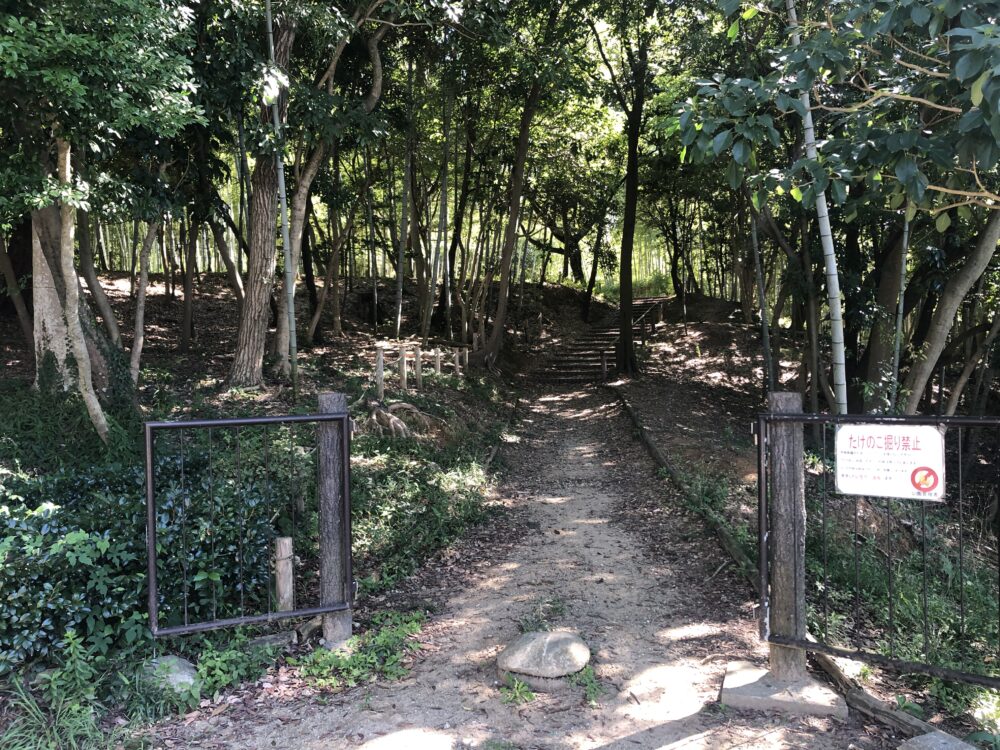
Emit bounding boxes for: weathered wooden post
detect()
[472,332,479,352]
[720,391,844,717]
[434,349,442,374]
[317,392,352,647]
[453,347,461,377]
[461,346,469,370]
[275,537,294,612]
[767,391,807,680]
[398,345,408,390]
[640,320,647,347]
[601,351,608,380]
[414,347,423,390]
[375,348,384,401]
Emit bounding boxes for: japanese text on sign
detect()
[835,424,945,501]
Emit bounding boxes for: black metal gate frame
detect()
[756,411,1000,691]
[145,412,352,637]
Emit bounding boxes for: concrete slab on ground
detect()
[719,660,849,719]
[897,731,975,749]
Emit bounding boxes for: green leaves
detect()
[894,157,929,202]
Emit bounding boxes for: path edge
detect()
[605,382,947,741]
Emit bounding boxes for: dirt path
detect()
[154,387,895,750]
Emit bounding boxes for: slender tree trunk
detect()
[903,211,1000,413]
[180,217,199,352]
[785,0,847,413]
[208,216,245,312]
[0,233,33,350]
[130,220,160,383]
[583,218,604,321]
[482,80,543,364]
[77,208,122,347]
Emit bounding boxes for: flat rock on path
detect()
[497,631,590,683]
[150,387,896,750]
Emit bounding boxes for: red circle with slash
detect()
[910,467,939,492]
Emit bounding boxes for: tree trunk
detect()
[482,80,543,364]
[77,209,122,346]
[228,20,294,387]
[229,155,280,387]
[618,105,643,376]
[180,217,199,352]
[785,0,847,413]
[130,220,160,383]
[0,233,33,351]
[208,216,245,312]
[903,211,1000,413]
[32,139,110,440]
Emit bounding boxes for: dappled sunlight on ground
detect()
[153,386,893,750]
[359,728,454,749]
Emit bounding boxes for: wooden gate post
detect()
[317,392,352,647]
[375,348,384,401]
[767,391,807,680]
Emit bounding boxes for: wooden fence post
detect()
[399,346,408,390]
[434,349,442,374]
[317,392,352,647]
[375,348,384,401]
[767,391,807,680]
[275,536,294,612]
[415,347,423,390]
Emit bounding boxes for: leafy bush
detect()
[0,630,126,750]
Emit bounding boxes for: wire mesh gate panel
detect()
[144,412,352,636]
[757,412,1000,690]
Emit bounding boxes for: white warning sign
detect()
[835,424,945,501]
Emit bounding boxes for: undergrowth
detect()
[660,458,1000,726]
[0,355,511,744]
[289,610,425,690]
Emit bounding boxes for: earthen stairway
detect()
[531,298,667,385]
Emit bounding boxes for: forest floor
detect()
[148,383,901,747]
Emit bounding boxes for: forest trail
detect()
[153,387,889,750]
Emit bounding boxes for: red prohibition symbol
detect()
[910,466,939,493]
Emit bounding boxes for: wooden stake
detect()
[375,347,384,401]
[415,347,423,390]
[453,347,461,377]
[434,349,442,374]
[601,351,608,380]
[399,346,408,390]
[461,347,469,370]
[275,536,294,612]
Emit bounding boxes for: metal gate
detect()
[756,410,1000,690]
[144,409,352,636]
